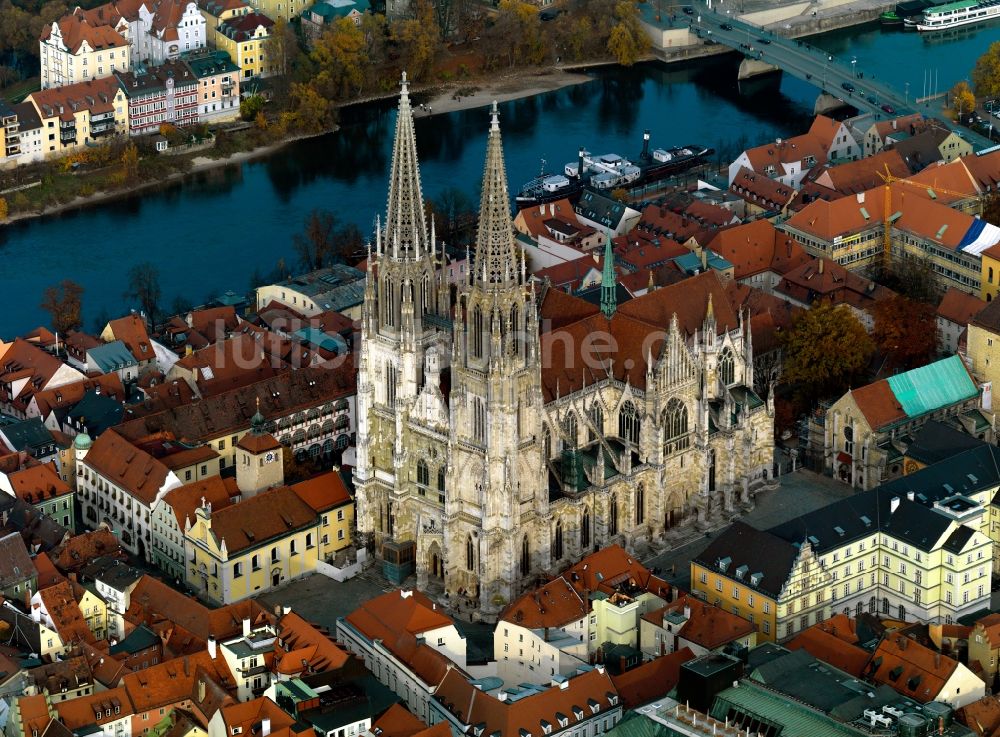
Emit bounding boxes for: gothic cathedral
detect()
[355,76,776,617]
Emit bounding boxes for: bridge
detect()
[665,10,995,151]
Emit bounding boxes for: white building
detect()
[39,14,131,89]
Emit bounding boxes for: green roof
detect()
[925,0,977,13]
[710,681,860,737]
[885,355,978,419]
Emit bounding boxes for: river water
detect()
[0,20,996,336]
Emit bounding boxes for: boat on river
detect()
[515,131,712,209]
[915,0,1000,29]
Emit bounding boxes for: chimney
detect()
[498,692,509,702]
[198,679,206,702]
[242,617,251,637]
[262,718,271,737]
[934,652,941,668]
[890,496,900,515]
[207,637,217,659]
[906,491,915,501]
[683,605,691,619]
[818,258,824,275]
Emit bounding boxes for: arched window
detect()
[991,266,995,283]
[520,536,530,576]
[635,483,645,525]
[385,362,397,408]
[466,535,474,571]
[589,402,604,441]
[542,425,551,459]
[437,468,446,492]
[662,398,689,455]
[563,412,578,450]
[554,521,564,561]
[472,398,486,444]
[719,348,735,387]
[383,278,395,328]
[421,273,430,315]
[471,305,483,358]
[619,401,640,444]
[609,494,618,536]
[581,507,591,549]
[510,303,520,357]
[416,459,429,487]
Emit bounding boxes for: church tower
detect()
[236,403,284,498]
[356,73,450,549]
[444,102,549,613]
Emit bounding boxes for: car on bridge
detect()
[881,104,895,114]
[841,82,854,93]
[720,22,733,29]
[682,5,694,13]
[757,37,771,44]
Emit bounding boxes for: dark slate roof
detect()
[574,190,632,230]
[109,624,159,655]
[692,521,798,599]
[57,391,124,437]
[882,499,951,553]
[0,532,36,588]
[905,420,987,466]
[943,525,975,554]
[0,495,68,552]
[0,418,56,452]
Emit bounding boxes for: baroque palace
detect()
[355,74,775,617]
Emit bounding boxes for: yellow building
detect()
[215,12,274,79]
[693,453,996,641]
[39,14,131,90]
[197,0,252,36]
[25,77,128,159]
[966,298,1000,389]
[247,0,301,24]
[77,586,108,641]
[290,470,354,561]
[981,243,1000,302]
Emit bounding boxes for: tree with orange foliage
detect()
[873,294,938,369]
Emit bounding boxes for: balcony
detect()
[221,84,234,95]
[90,110,114,122]
[59,119,75,129]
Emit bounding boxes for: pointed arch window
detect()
[589,402,604,442]
[385,362,397,408]
[472,398,486,444]
[466,535,475,571]
[719,348,735,387]
[437,467,446,504]
[610,494,618,536]
[421,273,430,316]
[520,536,530,576]
[663,398,690,455]
[554,520,564,561]
[635,483,645,526]
[543,425,552,460]
[417,459,429,490]
[619,401,640,444]
[510,303,520,357]
[383,278,395,328]
[563,412,578,450]
[471,305,484,358]
[581,507,591,549]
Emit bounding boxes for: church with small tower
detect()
[355,74,775,617]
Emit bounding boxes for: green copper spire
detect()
[601,231,617,319]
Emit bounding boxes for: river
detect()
[0,19,995,336]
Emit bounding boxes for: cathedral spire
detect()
[384,71,428,260]
[600,231,617,319]
[472,101,521,291]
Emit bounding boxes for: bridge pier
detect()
[737,58,782,81]
[814,93,851,115]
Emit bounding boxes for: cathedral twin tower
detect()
[355,74,775,616]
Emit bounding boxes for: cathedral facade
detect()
[355,76,776,617]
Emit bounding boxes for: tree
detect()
[264,17,300,77]
[334,223,365,263]
[240,94,266,121]
[984,192,1000,226]
[0,196,7,221]
[124,262,162,328]
[286,82,331,133]
[121,142,139,183]
[972,41,1000,99]
[782,303,874,403]
[391,0,441,79]
[607,0,649,67]
[482,1,546,69]
[873,295,938,369]
[866,254,938,304]
[40,279,84,334]
[293,208,338,270]
[310,17,366,99]
[949,80,976,122]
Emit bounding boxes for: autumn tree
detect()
[391,0,441,78]
[240,94,266,121]
[265,17,300,77]
[311,17,366,99]
[121,142,139,183]
[124,262,162,329]
[607,0,649,67]
[40,279,84,334]
[972,41,1000,99]
[293,208,338,269]
[0,196,7,221]
[866,254,938,304]
[950,80,976,121]
[873,294,938,370]
[482,1,546,69]
[984,192,1000,226]
[782,303,874,403]
[287,83,332,133]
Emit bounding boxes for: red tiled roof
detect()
[937,287,987,326]
[850,380,907,431]
[105,315,155,363]
[54,686,133,730]
[162,476,238,530]
[39,14,127,52]
[867,634,958,703]
[290,471,351,513]
[501,577,586,630]
[706,219,811,281]
[610,648,694,709]
[273,610,349,675]
[37,580,96,646]
[787,623,869,677]
[82,429,175,506]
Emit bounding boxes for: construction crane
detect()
[875,164,978,268]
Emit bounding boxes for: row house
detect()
[181,49,241,123]
[0,462,77,531]
[53,688,135,737]
[116,58,199,135]
[115,362,357,471]
[71,0,207,66]
[215,13,274,79]
[936,287,986,354]
[0,338,86,418]
[39,14,130,89]
[25,77,129,159]
[0,100,20,165]
[822,355,985,488]
[74,429,184,561]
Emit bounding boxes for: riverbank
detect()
[416,68,595,117]
[2,128,335,227]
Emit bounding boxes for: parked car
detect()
[720,22,733,29]
[881,103,895,114]
[841,82,855,93]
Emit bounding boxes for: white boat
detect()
[916,0,1000,30]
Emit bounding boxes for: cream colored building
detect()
[25,77,129,159]
[39,14,131,89]
[214,12,273,79]
[356,84,775,619]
